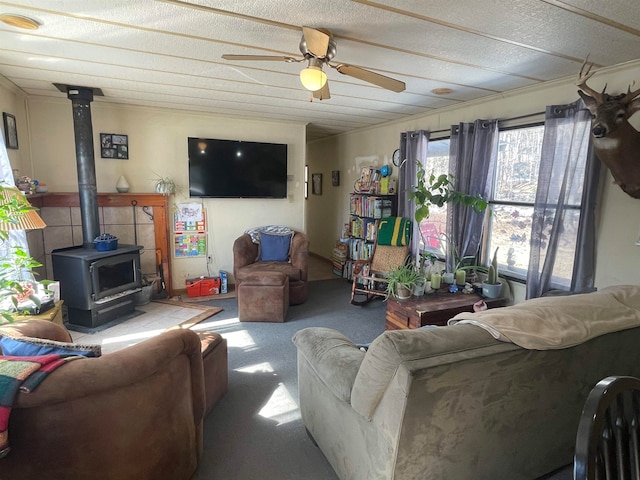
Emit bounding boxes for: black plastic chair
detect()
[574,376,640,480]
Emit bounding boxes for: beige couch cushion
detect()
[449,285,640,349]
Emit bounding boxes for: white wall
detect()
[307,60,640,301]
[0,77,30,178]
[21,96,307,287]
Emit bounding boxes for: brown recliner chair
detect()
[233,230,309,305]
[0,319,213,480]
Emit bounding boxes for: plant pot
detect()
[424,281,433,294]
[395,285,412,300]
[413,281,426,297]
[442,272,454,284]
[482,282,502,299]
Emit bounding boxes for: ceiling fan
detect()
[222,26,406,100]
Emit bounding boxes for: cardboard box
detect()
[219,271,228,294]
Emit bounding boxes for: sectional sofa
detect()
[293,285,640,479]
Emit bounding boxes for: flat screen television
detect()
[188,137,287,198]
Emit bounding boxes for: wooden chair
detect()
[574,376,640,480]
[350,217,412,306]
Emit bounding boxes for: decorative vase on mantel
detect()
[116,175,130,193]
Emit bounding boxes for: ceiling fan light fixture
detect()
[300,66,327,92]
[0,14,40,30]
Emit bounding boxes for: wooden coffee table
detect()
[386,291,505,330]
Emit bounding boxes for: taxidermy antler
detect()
[576,60,640,199]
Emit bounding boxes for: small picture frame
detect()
[100,133,128,159]
[3,112,18,149]
[312,173,322,195]
[332,170,340,187]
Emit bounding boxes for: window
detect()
[420,138,450,257]
[419,122,588,288]
[486,124,544,281]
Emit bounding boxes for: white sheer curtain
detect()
[526,99,600,298]
[398,130,429,259]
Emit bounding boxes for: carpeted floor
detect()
[189,278,574,480]
[192,278,386,480]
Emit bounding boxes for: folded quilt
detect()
[448,285,640,350]
[0,354,80,458]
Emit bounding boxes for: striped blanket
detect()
[0,354,79,458]
[377,217,413,246]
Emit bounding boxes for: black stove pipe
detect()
[67,87,100,248]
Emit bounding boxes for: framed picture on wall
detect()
[332,170,340,187]
[100,133,128,159]
[312,173,322,195]
[3,112,18,149]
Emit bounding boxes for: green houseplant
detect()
[0,185,45,323]
[409,162,489,279]
[385,263,421,300]
[153,175,177,196]
[481,247,502,299]
[409,162,488,226]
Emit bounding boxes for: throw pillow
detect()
[258,231,293,262]
[0,335,102,357]
[245,225,293,244]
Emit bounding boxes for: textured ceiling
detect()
[0,0,639,141]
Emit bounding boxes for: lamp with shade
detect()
[0,185,46,231]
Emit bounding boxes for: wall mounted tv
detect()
[188,137,288,198]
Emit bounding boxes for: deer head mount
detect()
[576,61,640,199]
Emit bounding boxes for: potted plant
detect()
[153,175,177,196]
[409,162,488,278]
[409,163,488,227]
[0,185,46,323]
[386,263,420,300]
[481,247,502,299]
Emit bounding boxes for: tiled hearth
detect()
[29,205,157,280]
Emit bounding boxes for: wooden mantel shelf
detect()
[29,192,173,296]
[27,192,168,207]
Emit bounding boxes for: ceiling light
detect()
[0,14,40,30]
[432,88,453,95]
[300,66,327,92]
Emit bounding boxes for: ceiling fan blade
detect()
[335,64,405,93]
[302,26,330,58]
[313,82,331,100]
[222,54,298,63]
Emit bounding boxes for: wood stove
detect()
[51,84,143,329]
[52,245,142,328]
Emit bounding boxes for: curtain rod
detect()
[428,110,546,136]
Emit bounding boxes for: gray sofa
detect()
[293,285,640,480]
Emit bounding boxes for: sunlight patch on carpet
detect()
[223,328,256,349]
[258,382,300,426]
[237,361,274,374]
[191,317,240,330]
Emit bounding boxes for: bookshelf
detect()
[339,193,397,280]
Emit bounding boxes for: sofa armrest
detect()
[233,234,258,279]
[0,318,73,343]
[3,327,205,480]
[293,327,364,403]
[14,327,205,420]
[290,232,309,281]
